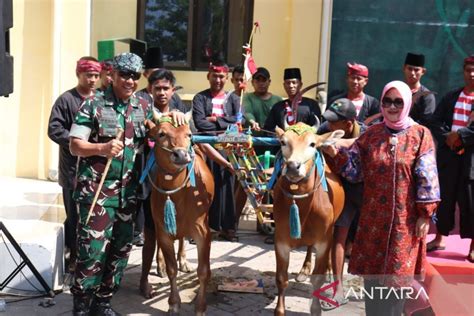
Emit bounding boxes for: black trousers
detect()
[363,279,406,316]
[437,154,474,238]
[62,187,78,254]
[134,198,145,235]
[207,159,236,231]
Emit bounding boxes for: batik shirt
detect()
[334,123,440,286]
[69,87,153,208]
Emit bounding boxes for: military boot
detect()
[73,295,91,316]
[90,297,121,316]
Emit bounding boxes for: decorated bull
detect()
[145,114,214,315]
[272,121,345,315]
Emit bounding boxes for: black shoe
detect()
[73,295,91,316]
[264,236,274,245]
[132,233,144,247]
[90,297,120,316]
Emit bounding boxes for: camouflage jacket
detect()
[70,87,153,208]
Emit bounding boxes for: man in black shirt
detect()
[47,56,101,272]
[403,52,436,127]
[264,68,321,132]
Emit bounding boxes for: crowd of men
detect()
[47,48,473,315]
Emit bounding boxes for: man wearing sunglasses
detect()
[402,52,436,127]
[428,55,474,263]
[68,52,153,316]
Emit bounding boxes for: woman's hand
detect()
[321,144,339,158]
[416,217,430,238]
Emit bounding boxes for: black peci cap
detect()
[283,68,301,80]
[404,52,425,67]
[144,46,164,69]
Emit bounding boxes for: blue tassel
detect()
[289,200,301,239]
[431,212,438,223]
[164,196,177,235]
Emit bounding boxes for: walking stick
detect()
[85,128,124,224]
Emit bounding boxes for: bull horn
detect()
[312,115,320,131]
[184,110,192,124]
[283,114,290,130]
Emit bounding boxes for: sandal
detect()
[426,242,446,252]
[467,250,474,263]
[219,231,239,242]
[319,296,348,311]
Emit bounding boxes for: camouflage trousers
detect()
[71,202,136,298]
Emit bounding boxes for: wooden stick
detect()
[85,128,124,224]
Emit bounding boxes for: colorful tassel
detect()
[164,196,177,235]
[289,200,301,239]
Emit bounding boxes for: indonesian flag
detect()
[243,44,257,82]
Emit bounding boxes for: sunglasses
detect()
[381,97,404,109]
[118,71,141,81]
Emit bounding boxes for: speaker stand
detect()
[0,221,55,297]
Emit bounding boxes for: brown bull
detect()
[272,122,345,315]
[146,115,214,315]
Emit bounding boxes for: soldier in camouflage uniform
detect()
[69,52,152,316]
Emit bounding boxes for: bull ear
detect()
[329,129,345,140]
[275,126,285,138]
[320,129,345,146]
[184,110,193,124]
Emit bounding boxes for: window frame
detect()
[136,0,254,71]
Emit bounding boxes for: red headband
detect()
[464,55,474,67]
[208,63,229,73]
[347,62,369,77]
[100,61,113,72]
[76,60,101,73]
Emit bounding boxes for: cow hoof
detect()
[179,261,192,273]
[310,300,322,316]
[168,304,180,315]
[195,311,206,316]
[157,268,167,278]
[295,272,309,282]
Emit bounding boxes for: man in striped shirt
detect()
[428,55,474,262]
[192,61,241,242]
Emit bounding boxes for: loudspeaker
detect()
[0,0,13,97]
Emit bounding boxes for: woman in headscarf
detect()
[323,81,440,316]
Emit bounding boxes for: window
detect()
[137,0,254,70]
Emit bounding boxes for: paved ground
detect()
[0,177,365,315]
[1,232,365,315]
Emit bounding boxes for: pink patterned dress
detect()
[334,123,440,286]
